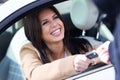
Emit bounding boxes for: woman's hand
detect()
[73,55,92,72]
[95,41,111,64]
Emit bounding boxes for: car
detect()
[0,0,115,80]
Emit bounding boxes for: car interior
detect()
[0,0,114,80]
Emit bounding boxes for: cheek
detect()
[41,26,50,39]
[62,23,65,33]
[59,20,64,30]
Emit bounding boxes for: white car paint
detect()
[65,64,115,80]
[0,0,35,22]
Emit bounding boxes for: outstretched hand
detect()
[73,41,111,73]
[95,41,111,64]
[73,55,92,72]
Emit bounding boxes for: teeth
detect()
[52,29,60,35]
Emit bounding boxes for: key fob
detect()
[86,50,98,59]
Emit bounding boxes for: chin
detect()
[53,35,64,42]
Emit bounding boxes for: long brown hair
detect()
[23,6,92,64]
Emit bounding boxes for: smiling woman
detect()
[20,5,94,80]
[18,3,112,79]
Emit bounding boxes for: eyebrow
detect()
[53,13,57,17]
[40,13,57,22]
[40,19,47,23]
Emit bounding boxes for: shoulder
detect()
[21,42,36,52]
[21,42,35,49]
[20,42,40,58]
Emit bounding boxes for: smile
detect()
[51,28,61,36]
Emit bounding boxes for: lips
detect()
[51,28,61,37]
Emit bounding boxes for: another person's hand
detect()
[73,55,92,72]
[95,41,111,64]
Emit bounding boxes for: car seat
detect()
[70,0,114,46]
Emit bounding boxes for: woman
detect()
[20,6,110,80]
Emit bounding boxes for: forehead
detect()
[38,8,56,18]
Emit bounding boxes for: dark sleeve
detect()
[93,0,120,13]
[93,0,113,13]
[93,0,120,32]
[109,14,120,80]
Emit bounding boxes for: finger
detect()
[96,41,110,51]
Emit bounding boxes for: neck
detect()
[46,41,65,60]
[47,41,64,53]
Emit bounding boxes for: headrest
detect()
[70,0,99,30]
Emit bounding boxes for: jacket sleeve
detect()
[20,43,77,80]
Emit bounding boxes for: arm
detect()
[20,43,93,80]
[20,43,77,80]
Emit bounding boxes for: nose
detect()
[50,20,57,28]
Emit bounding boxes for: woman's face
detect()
[38,8,64,44]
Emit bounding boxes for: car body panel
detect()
[0,0,35,22]
[65,64,115,80]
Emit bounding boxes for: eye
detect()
[53,14,59,20]
[41,20,48,26]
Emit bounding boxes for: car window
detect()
[0,19,22,60]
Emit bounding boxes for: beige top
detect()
[20,43,77,80]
